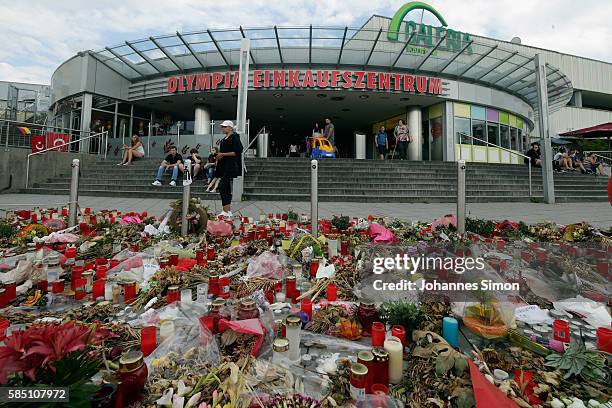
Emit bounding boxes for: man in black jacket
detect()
[525,142,542,167]
[215,120,243,218]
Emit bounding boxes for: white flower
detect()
[172,395,185,408]
[177,380,192,397]
[185,392,201,408]
[156,388,174,406]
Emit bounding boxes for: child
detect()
[205,147,220,192]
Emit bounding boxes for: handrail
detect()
[25,130,108,189]
[243,126,266,175]
[457,132,533,198]
[591,153,612,167]
[0,118,99,136]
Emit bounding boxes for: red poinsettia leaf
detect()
[0,353,29,385]
[24,367,38,381]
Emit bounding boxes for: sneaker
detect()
[152,180,162,186]
[122,162,130,166]
[116,162,124,166]
[169,180,176,186]
[210,188,218,193]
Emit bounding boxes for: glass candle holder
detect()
[180,288,192,305]
[124,282,137,304]
[301,298,313,321]
[326,283,337,301]
[371,322,386,347]
[166,286,180,304]
[140,326,157,357]
[196,283,209,303]
[92,280,105,300]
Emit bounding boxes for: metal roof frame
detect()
[104,47,147,78]
[149,36,183,71]
[176,32,207,69]
[124,41,163,74]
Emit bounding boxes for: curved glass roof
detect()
[88,25,573,115]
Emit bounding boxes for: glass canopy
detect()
[89,26,573,115]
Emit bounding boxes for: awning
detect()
[559,122,612,138]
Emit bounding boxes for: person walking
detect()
[394,119,410,160]
[375,126,388,160]
[215,120,244,218]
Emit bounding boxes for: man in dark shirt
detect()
[152,146,184,186]
[215,120,243,218]
[525,142,542,167]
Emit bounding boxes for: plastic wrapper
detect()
[144,302,220,371]
[107,251,161,284]
[246,251,283,279]
[206,220,232,237]
[455,301,516,339]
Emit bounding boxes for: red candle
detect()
[596,262,608,277]
[208,275,220,296]
[141,211,148,218]
[0,289,6,308]
[37,280,48,293]
[371,322,386,347]
[92,279,105,300]
[195,249,204,262]
[141,326,157,357]
[391,325,406,351]
[65,246,77,259]
[52,279,65,294]
[74,278,87,300]
[495,239,505,249]
[326,283,337,301]
[167,286,180,304]
[301,298,313,321]
[169,254,179,266]
[553,320,570,343]
[207,246,215,260]
[596,327,612,353]
[536,250,548,262]
[285,276,296,297]
[30,213,38,222]
[521,251,532,262]
[61,208,68,217]
[309,260,319,278]
[5,281,17,302]
[198,259,207,267]
[95,257,107,267]
[124,282,137,304]
[290,290,301,304]
[84,207,91,214]
[265,290,274,304]
[96,265,108,280]
[273,280,283,293]
[71,266,84,290]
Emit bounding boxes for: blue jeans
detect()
[156,165,179,181]
[207,167,215,179]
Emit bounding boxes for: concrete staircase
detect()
[20,157,609,202]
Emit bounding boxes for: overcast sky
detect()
[1,0,610,84]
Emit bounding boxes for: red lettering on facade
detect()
[428,77,442,95]
[195,74,210,90]
[263,70,270,87]
[378,73,390,90]
[317,70,329,87]
[288,70,301,87]
[231,72,240,89]
[273,70,286,87]
[355,71,366,89]
[167,77,178,93]
[367,72,377,89]
[341,71,353,88]
[185,74,195,91]
[331,71,341,87]
[416,76,427,93]
[177,76,185,92]
[403,74,415,92]
[211,73,223,89]
[303,70,315,87]
[253,70,263,88]
[225,72,230,88]
[391,74,402,91]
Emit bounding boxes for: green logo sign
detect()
[387,1,472,55]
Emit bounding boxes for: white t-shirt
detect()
[554,152,563,161]
[290,144,297,152]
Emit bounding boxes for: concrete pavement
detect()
[0,193,610,228]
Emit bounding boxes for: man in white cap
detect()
[215,120,243,218]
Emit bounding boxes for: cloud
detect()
[0,0,609,85]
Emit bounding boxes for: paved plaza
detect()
[0,193,610,228]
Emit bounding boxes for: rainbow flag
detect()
[17,127,31,135]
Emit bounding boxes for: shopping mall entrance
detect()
[136,89,445,159]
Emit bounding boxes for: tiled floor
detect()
[1,193,611,228]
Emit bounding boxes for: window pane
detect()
[472,120,485,145]
[454,117,471,144]
[487,123,499,145]
[500,125,510,149]
[510,128,518,150]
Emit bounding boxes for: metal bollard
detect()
[311,160,318,238]
[181,159,191,236]
[457,160,466,234]
[68,159,80,227]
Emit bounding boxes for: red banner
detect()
[30,135,46,153]
[45,132,69,152]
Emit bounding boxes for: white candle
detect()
[285,315,302,362]
[328,239,338,258]
[384,335,404,384]
[104,283,113,301]
[181,289,192,305]
[159,321,175,343]
[275,292,286,303]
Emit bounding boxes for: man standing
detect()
[215,120,243,218]
[151,146,184,186]
[324,118,335,152]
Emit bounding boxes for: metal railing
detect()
[25,130,109,188]
[243,126,267,174]
[590,151,612,165]
[457,132,533,197]
[1,118,104,153]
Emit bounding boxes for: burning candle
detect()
[384,336,403,384]
[371,322,386,347]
